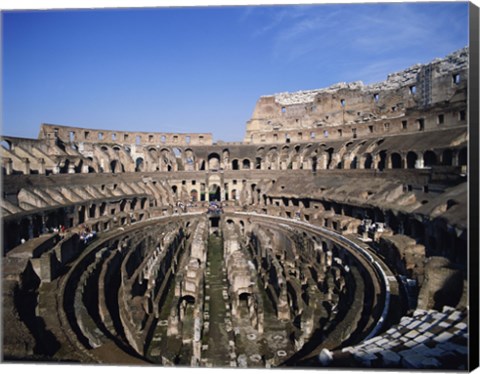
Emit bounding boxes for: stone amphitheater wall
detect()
[1,48,470,369]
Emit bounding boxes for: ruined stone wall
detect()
[1,47,470,368]
[244,48,468,144]
[38,123,213,146]
[1,124,468,177]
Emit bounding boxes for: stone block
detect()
[413,335,429,344]
[402,352,430,369]
[433,331,454,343]
[380,350,401,366]
[405,329,420,339]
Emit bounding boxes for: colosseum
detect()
[1,47,474,370]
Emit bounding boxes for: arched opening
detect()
[378,150,387,171]
[184,149,195,167]
[120,200,127,212]
[161,149,172,171]
[238,292,251,317]
[78,206,86,225]
[110,160,124,173]
[442,149,453,166]
[391,152,402,169]
[407,152,418,169]
[180,295,195,305]
[424,151,437,167]
[239,220,245,235]
[148,147,158,157]
[209,184,221,201]
[190,189,198,202]
[180,295,196,322]
[231,189,237,201]
[458,147,467,166]
[255,157,262,169]
[75,160,83,173]
[1,140,12,150]
[350,156,357,169]
[135,157,144,172]
[60,159,70,174]
[232,159,239,170]
[89,204,97,218]
[208,153,221,170]
[242,159,251,169]
[224,183,229,200]
[86,157,95,173]
[172,147,182,158]
[200,184,206,201]
[326,148,334,169]
[222,149,230,165]
[364,153,373,169]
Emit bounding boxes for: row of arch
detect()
[101,146,469,174]
[1,136,468,176]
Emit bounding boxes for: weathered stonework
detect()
[244,48,467,144]
[1,48,470,369]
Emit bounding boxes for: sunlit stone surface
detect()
[2,48,469,369]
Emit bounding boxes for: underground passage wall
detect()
[1,48,470,370]
[3,210,394,366]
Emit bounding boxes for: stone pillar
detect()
[318,154,328,170]
[277,288,290,320]
[452,150,459,167]
[386,154,392,169]
[41,214,47,234]
[415,155,424,169]
[83,204,90,222]
[73,206,80,227]
[28,217,34,239]
[85,204,92,220]
[39,158,46,175]
[3,158,12,175]
[23,158,30,175]
[68,162,76,174]
[358,156,365,169]
[46,132,57,148]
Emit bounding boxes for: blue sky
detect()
[1,2,469,142]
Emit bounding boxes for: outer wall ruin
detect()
[1,48,471,369]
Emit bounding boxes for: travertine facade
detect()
[1,48,471,370]
[244,48,467,144]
